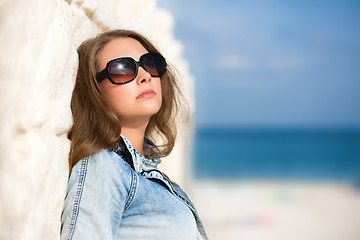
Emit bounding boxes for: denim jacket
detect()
[61,135,208,240]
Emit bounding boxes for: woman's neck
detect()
[120,126,146,155]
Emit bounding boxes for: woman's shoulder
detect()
[69,149,134,190]
[62,149,137,239]
[74,148,131,171]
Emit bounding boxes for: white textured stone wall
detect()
[0,0,194,239]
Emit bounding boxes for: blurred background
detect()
[158,0,360,239]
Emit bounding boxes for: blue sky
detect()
[157,0,360,127]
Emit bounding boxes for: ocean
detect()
[193,127,360,181]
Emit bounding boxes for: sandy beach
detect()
[191,180,360,240]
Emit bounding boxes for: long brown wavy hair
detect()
[68,29,186,170]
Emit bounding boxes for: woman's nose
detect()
[137,66,152,84]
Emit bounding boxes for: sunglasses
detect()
[96,52,167,84]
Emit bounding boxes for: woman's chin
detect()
[140,101,162,116]
[144,106,162,117]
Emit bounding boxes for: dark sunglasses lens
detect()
[142,53,167,77]
[108,59,136,83]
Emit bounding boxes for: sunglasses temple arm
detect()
[96,69,108,82]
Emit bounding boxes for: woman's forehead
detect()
[97,37,148,67]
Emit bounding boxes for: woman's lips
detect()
[136,89,156,99]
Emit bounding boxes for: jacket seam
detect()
[171,188,208,239]
[67,157,89,240]
[142,169,208,239]
[170,188,207,239]
[123,169,137,211]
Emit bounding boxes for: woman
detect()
[60,29,208,240]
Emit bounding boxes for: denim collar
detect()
[113,134,161,173]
